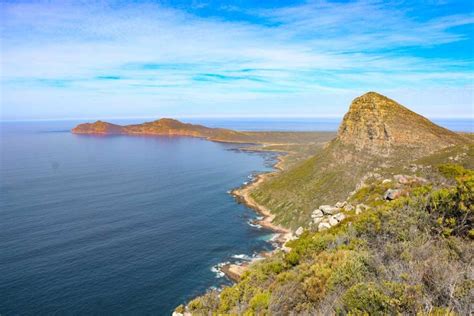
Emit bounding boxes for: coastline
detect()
[220,149,292,281]
[231,155,290,235]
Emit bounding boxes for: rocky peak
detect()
[336,92,466,157]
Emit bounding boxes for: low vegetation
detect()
[181,164,473,315]
[177,93,473,314]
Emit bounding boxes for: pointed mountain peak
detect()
[336,92,465,157]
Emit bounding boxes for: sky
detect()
[1,0,473,120]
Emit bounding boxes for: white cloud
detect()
[1,0,473,119]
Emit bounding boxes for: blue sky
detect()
[1,0,473,120]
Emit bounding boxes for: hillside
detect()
[180,162,473,315]
[177,92,473,314]
[251,92,469,229]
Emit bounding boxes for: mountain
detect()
[72,118,249,141]
[250,92,470,229]
[337,92,465,157]
[177,93,473,315]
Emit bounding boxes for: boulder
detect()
[313,217,324,225]
[318,222,331,231]
[335,201,347,208]
[333,213,346,222]
[382,179,392,184]
[295,226,304,237]
[383,189,402,200]
[345,203,354,211]
[319,205,340,215]
[311,209,324,218]
[328,216,339,226]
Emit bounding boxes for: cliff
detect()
[337,92,465,157]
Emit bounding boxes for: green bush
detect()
[438,163,470,179]
[174,304,185,313]
[285,251,300,266]
[218,287,240,313]
[427,169,473,238]
[342,282,392,314]
[249,291,270,313]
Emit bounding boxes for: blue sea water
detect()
[0,118,471,315]
[0,121,279,315]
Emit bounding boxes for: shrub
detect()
[174,304,185,313]
[187,297,204,311]
[285,251,300,266]
[218,287,240,313]
[342,282,392,314]
[438,163,470,179]
[249,291,270,313]
[427,170,473,238]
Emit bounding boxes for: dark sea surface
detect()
[1,121,279,315]
[0,118,471,315]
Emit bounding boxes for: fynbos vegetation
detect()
[177,92,473,314]
[181,164,473,315]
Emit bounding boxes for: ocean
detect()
[0,118,471,315]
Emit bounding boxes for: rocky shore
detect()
[219,153,292,281]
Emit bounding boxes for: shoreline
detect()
[220,149,292,281]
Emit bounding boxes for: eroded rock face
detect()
[336,92,465,157]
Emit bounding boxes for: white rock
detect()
[334,213,346,222]
[318,222,331,231]
[345,203,354,211]
[328,216,339,226]
[319,205,340,215]
[295,226,304,237]
[335,201,346,208]
[172,312,184,316]
[311,209,324,218]
[313,217,323,225]
[382,179,392,184]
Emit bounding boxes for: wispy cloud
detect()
[1,0,473,119]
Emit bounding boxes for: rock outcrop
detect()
[337,92,466,157]
[310,203,354,231]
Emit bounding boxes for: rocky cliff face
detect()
[336,92,466,157]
